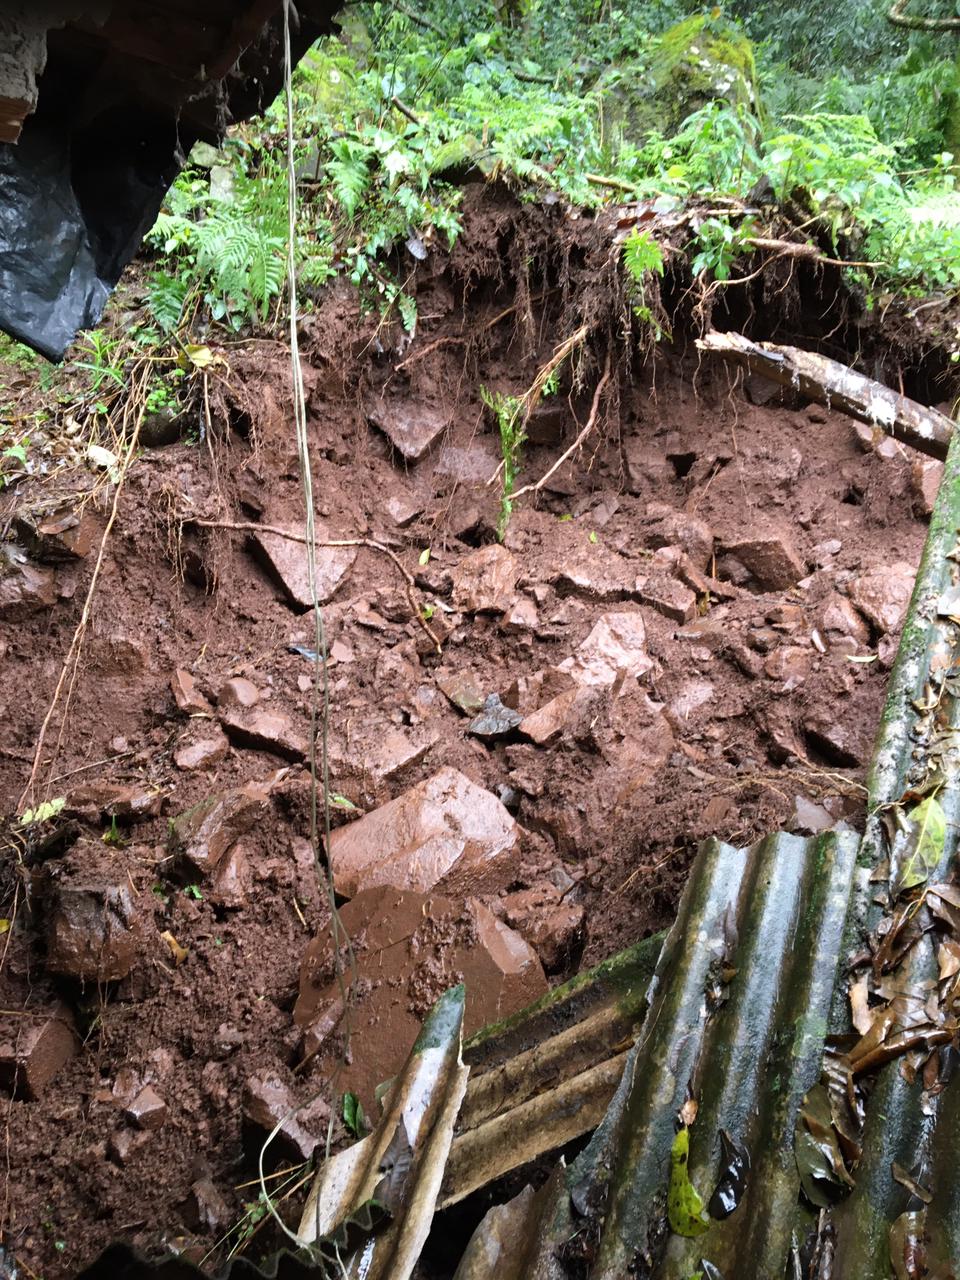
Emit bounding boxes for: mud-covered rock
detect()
[218,705,307,761]
[327,723,435,806]
[170,777,276,876]
[45,853,142,982]
[15,508,96,562]
[65,782,163,821]
[125,1085,167,1131]
[911,457,942,518]
[170,668,213,716]
[251,525,357,610]
[498,884,585,972]
[643,507,714,571]
[559,610,652,687]
[0,546,56,620]
[328,766,521,897]
[849,562,915,635]
[217,676,260,710]
[468,693,523,740]
[295,885,547,1111]
[208,840,251,910]
[452,544,519,613]
[635,572,697,623]
[367,399,451,461]
[0,1000,77,1099]
[720,530,805,591]
[174,729,229,772]
[181,1178,231,1233]
[241,1076,328,1163]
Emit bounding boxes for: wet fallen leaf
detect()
[795,1082,856,1208]
[892,1162,933,1205]
[160,930,188,966]
[708,1129,750,1219]
[849,973,873,1035]
[895,795,946,895]
[679,1097,699,1126]
[889,1210,927,1280]
[668,1127,710,1237]
[938,939,960,983]
[0,919,9,934]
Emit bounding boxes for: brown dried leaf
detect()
[892,1162,933,1205]
[849,973,873,1035]
[889,1210,927,1280]
[159,929,188,966]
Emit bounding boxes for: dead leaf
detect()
[892,1162,933,1205]
[889,1210,927,1280]
[938,939,960,983]
[849,973,873,1035]
[679,1097,698,1126]
[160,930,188,966]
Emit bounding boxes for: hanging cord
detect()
[258,1,355,1252]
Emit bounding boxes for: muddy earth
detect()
[0,188,947,1276]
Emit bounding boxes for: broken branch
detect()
[696,329,954,460]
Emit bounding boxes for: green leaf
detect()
[418,548,431,566]
[897,795,946,893]
[343,1090,366,1138]
[20,797,66,826]
[668,1127,710,1237]
[331,793,358,811]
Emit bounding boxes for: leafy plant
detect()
[690,216,757,281]
[481,386,526,539]
[343,1090,367,1138]
[622,228,665,334]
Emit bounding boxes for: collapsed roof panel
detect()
[0,1,338,360]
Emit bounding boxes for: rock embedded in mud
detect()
[218,705,306,761]
[107,1126,153,1167]
[328,766,520,898]
[849,562,916,635]
[251,525,357,611]
[242,1075,326,1163]
[367,399,451,462]
[0,547,56,620]
[209,841,251,910]
[634,573,697,623]
[182,1178,231,1234]
[384,493,423,527]
[719,530,805,591]
[559,610,653,687]
[911,457,942,518]
[173,730,229,772]
[170,668,213,716]
[519,687,581,746]
[217,676,260,710]
[468,693,523,741]
[15,508,96,562]
[65,782,162,821]
[0,1000,77,1100]
[125,1085,167,1131]
[295,885,547,1111]
[452,544,520,614]
[498,884,585,973]
[327,724,435,805]
[170,777,275,876]
[819,594,869,646]
[45,855,142,982]
[502,596,539,633]
[803,714,864,768]
[623,439,675,493]
[643,507,714,571]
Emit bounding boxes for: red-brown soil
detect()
[0,186,946,1278]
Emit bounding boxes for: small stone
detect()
[559,611,652,687]
[555,566,631,603]
[170,777,276,877]
[720,530,805,591]
[384,494,422,527]
[849,563,916,635]
[766,604,804,631]
[182,1178,231,1233]
[468,693,523,740]
[643,508,714,571]
[242,1076,323,1162]
[218,705,307,761]
[803,715,864,767]
[66,782,162,821]
[209,841,251,910]
[107,1127,152,1167]
[218,677,260,710]
[499,885,585,973]
[812,539,842,566]
[669,679,715,721]
[452,545,519,613]
[911,458,943,518]
[806,404,829,424]
[45,856,141,982]
[251,526,357,611]
[93,630,150,675]
[0,1001,77,1100]
[15,508,96,562]
[764,646,813,687]
[171,669,212,716]
[502,596,539,633]
[519,688,580,746]
[367,400,451,462]
[635,574,697,623]
[327,727,434,805]
[0,547,56,620]
[328,767,520,898]
[125,1085,167,1131]
[820,594,869,644]
[792,795,834,835]
[748,627,779,654]
[174,730,229,772]
[437,671,486,715]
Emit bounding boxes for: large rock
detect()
[45,851,142,982]
[849,562,916,635]
[559,611,653,687]
[720,530,805,591]
[294,886,547,1111]
[251,526,357,611]
[452,545,519,614]
[169,777,276,876]
[327,724,435,806]
[328,766,520,898]
[0,999,77,1099]
[15,508,96,562]
[367,399,451,462]
[218,705,307,761]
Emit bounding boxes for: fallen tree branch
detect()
[696,330,954,460]
[186,520,443,653]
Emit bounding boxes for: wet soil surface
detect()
[0,189,943,1276]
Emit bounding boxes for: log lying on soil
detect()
[697,329,954,460]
